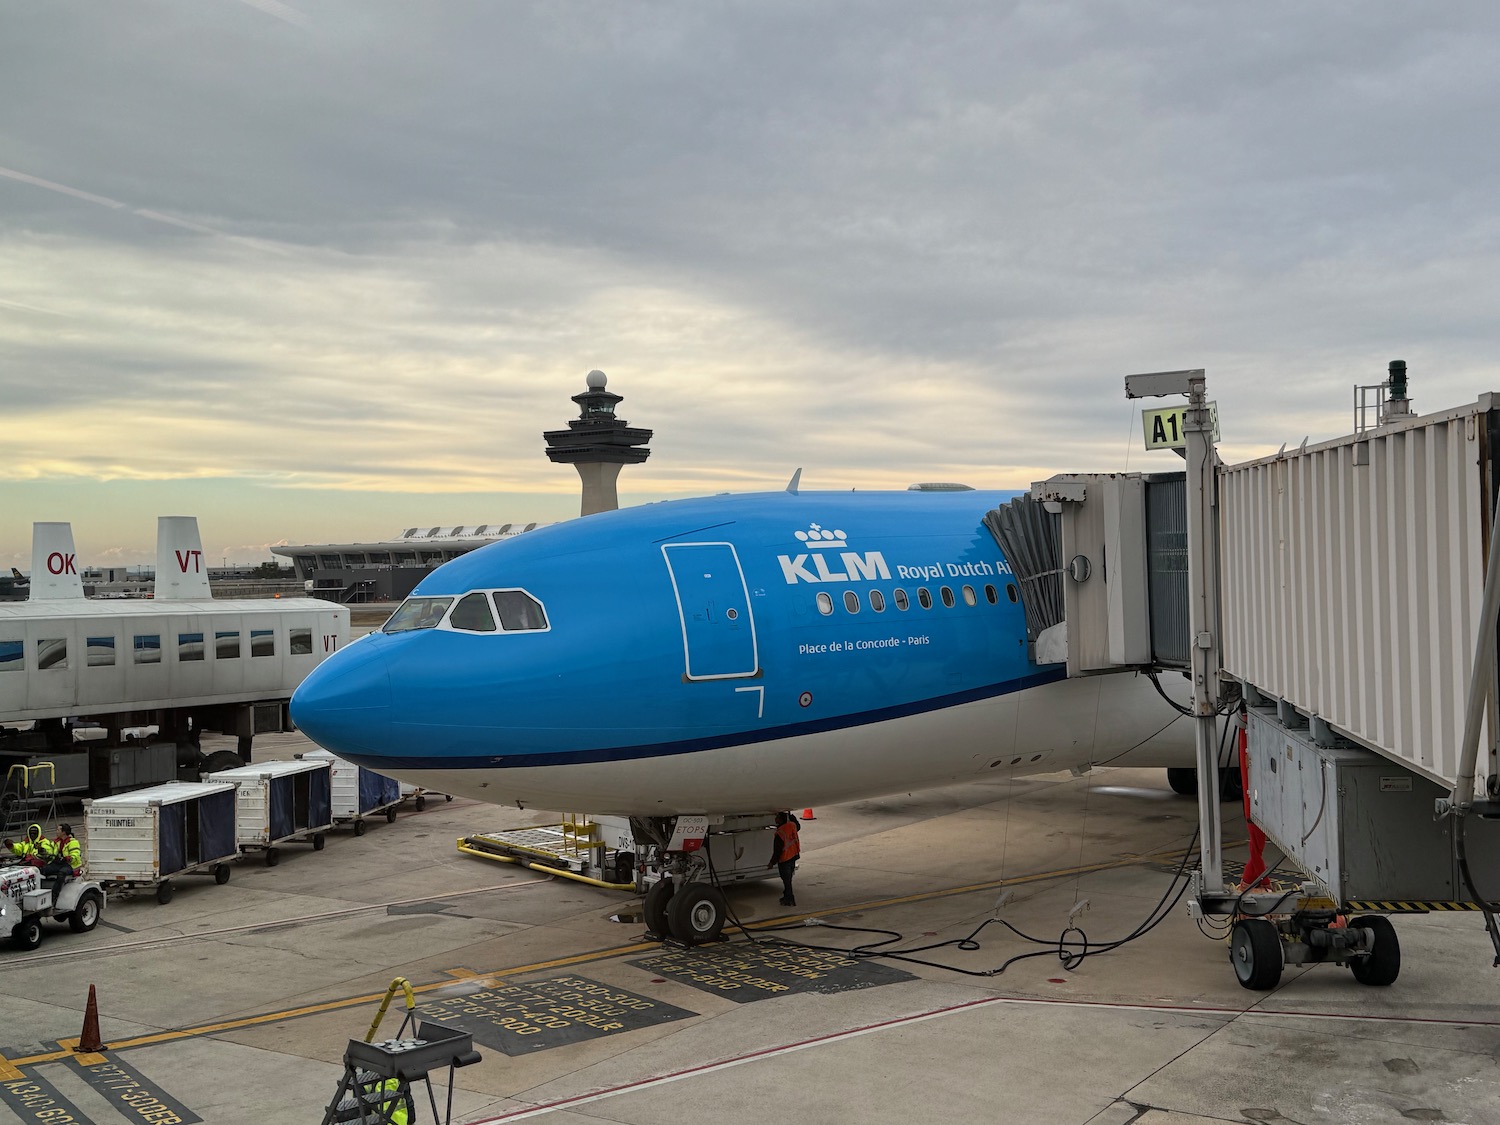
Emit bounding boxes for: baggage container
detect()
[84,780,237,903]
[211,758,334,865]
[298,748,403,835]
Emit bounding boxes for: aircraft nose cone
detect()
[290,639,392,756]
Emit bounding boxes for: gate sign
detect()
[1142,402,1219,450]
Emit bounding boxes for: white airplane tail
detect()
[29,522,85,600]
[154,516,212,601]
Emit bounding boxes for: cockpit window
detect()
[384,596,454,632]
[449,592,497,632]
[493,590,548,631]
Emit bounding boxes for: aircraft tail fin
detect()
[785,468,802,494]
[154,516,212,600]
[30,522,84,600]
[10,567,23,580]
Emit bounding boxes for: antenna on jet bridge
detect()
[785,468,802,494]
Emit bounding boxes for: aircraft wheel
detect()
[156,880,174,905]
[1166,768,1197,796]
[1348,916,1401,986]
[69,891,102,933]
[444,794,453,802]
[12,918,43,950]
[643,878,674,938]
[312,833,326,851]
[667,884,728,945]
[1230,918,1282,991]
[214,864,232,885]
[354,819,368,837]
[386,807,398,823]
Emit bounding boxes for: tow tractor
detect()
[1,862,106,950]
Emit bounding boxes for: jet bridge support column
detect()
[1123,369,1229,900]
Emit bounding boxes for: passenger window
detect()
[816,592,833,615]
[450,592,497,632]
[0,638,23,671]
[179,633,204,662]
[385,596,455,633]
[134,635,161,664]
[251,629,275,657]
[962,585,977,606]
[917,588,932,609]
[87,636,116,667]
[985,584,998,605]
[216,631,241,659]
[492,590,548,631]
[1006,583,1019,603]
[843,591,860,614]
[869,589,886,612]
[39,638,67,670]
[290,628,313,655]
[940,586,955,608]
[893,589,910,611]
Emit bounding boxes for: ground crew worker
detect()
[53,823,83,874]
[4,824,55,866]
[766,811,801,907]
[354,1070,410,1125]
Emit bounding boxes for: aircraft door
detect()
[662,542,759,680]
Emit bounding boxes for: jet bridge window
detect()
[87,636,115,667]
[251,629,275,657]
[491,590,548,632]
[216,631,241,659]
[290,628,313,655]
[0,638,22,671]
[179,633,205,662]
[133,635,161,664]
[450,592,497,632]
[384,596,454,633]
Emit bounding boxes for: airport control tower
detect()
[543,370,653,516]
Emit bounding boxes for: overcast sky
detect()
[3,1,1497,567]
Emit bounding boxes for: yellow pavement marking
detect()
[72,1052,109,1066]
[0,1059,23,1081]
[1,837,1207,1071]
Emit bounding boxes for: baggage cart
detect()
[299,749,404,835]
[212,758,334,865]
[84,780,238,903]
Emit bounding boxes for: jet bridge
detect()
[1017,370,1500,988]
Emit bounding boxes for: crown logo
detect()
[794,523,847,549]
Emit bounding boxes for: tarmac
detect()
[3,727,1500,1125]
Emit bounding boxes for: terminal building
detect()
[271,524,545,604]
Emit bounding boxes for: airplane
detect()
[290,484,1201,941]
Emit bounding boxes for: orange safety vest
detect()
[776,821,800,862]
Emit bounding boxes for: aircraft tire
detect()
[643,879,674,938]
[1348,916,1401,986]
[667,884,727,946]
[1166,768,1196,796]
[1230,918,1282,991]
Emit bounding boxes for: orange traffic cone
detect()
[801,808,815,820]
[76,984,106,1053]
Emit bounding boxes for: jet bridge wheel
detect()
[1347,916,1401,986]
[643,879,675,938]
[1230,918,1283,991]
[667,884,728,945]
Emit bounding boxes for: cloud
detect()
[2,2,1499,558]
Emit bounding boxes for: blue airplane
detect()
[290,487,1194,820]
